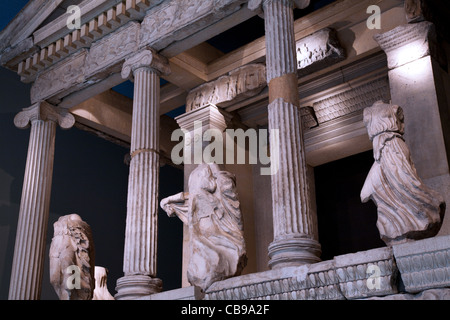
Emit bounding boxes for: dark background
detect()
[315,151,386,261]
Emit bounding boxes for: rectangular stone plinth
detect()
[204,246,398,300]
[146,237,450,300]
[334,247,398,299]
[393,235,450,293]
[137,286,204,300]
[205,263,344,300]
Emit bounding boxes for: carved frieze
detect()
[85,22,140,79]
[141,0,213,49]
[374,21,440,69]
[30,49,87,104]
[393,235,450,293]
[205,247,398,300]
[13,1,159,80]
[186,64,267,112]
[304,77,390,128]
[202,236,450,300]
[296,28,345,76]
[140,0,246,51]
[366,288,450,300]
[204,264,342,300]
[334,247,398,299]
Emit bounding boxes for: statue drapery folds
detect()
[361,101,445,245]
[161,163,247,291]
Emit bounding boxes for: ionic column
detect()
[249,0,321,269]
[9,102,75,300]
[115,49,170,300]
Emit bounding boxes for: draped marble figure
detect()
[92,266,115,300]
[49,214,96,300]
[361,101,445,245]
[161,163,247,291]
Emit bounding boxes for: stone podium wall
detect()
[141,235,450,300]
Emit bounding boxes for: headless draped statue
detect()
[161,163,247,291]
[92,266,115,300]
[49,214,95,300]
[361,101,446,245]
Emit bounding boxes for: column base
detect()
[115,275,162,300]
[268,236,321,269]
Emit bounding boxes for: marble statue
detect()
[404,0,424,23]
[92,266,115,300]
[161,163,247,291]
[49,214,96,300]
[361,101,446,245]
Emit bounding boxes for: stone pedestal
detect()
[393,235,450,293]
[375,21,450,236]
[175,103,232,175]
[250,0,321,269]
[205,246,398,300]
[9,102,75,300]
[137,285,204,300]
[115,49,170,300]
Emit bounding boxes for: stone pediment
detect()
[0,0,124,69]
[0,0,66,53]
[0,0,248,91]
[0,0,150,73]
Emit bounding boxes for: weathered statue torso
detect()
[361,101,445,245]
[161,163,247,291]
[49,214,95,300]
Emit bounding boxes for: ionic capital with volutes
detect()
[14,101,75,130]
[121,48,171,80]
[248,0,310,15]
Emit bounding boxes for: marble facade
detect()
[1,0,450,300]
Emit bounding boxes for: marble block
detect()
[334,247,398,299]
[296,28,345,76]
[393,235,450,293]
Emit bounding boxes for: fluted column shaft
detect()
[124,68,160,277]
[259,0,321,268]
[115,49,170,300]
[265,0,297,83]
[9,102,75,300]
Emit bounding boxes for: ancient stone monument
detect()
[49,214,96,300]
[3,0,450,301]
[186,63,267,112]
[361,101,446,245]
[161,163,247,291]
